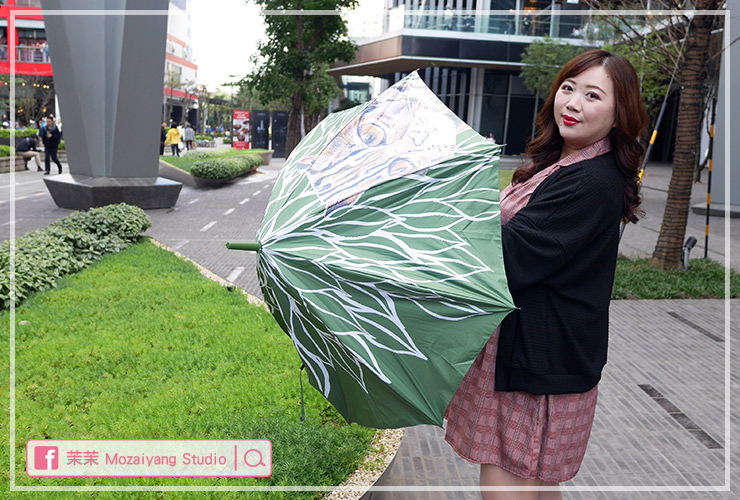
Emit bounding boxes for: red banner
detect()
[232,110,250,150]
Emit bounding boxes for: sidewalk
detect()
[1,155,738,499]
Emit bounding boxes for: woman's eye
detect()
[561,84,573,91]
[587,92,600,99]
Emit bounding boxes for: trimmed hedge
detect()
[191,154,263,179]
[0,145,11,157]
[182,149,219,159]
[0,203,151,309]
[0,128,38,139]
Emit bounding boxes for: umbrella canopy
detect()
[229,72,515,429]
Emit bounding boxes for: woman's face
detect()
[553,65,616,158]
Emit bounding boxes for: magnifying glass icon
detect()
[243,449,266,467]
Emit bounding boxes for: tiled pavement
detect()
[368,299,739,500]
[1,156,738,499]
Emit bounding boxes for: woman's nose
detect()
[566,95,581,111]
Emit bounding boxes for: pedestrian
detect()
[177,122,185,153]
[183,122,195,151]
[486,132,495,142]
[40,116,64,175]
[15,135,42,171]
[165,123,181,157]
[444,49,648,500]
[160,121,167,156]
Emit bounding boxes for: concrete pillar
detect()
[40,0,181,209]
[703,2,739,216]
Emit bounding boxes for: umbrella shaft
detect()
[226,242,261,251]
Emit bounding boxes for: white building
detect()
[163,0,199,127]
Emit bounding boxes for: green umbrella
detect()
[228,72,515,429]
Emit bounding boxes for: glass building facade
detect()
[332,0,595,154]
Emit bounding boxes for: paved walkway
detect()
[1,155,738,499]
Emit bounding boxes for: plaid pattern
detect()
[443,139,611,483]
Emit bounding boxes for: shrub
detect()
[0,145,11,157]
[0,128,38,139]
[190,154,262,179]
[182,150,213,159]
[59,140,65,150]
[0,203,151,309]
[222,138,232,145]
[194,134,212,141]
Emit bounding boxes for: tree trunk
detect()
[286,90,303,158]
[650,7,717,269]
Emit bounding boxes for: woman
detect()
[165,123,181,157]
[445,49,648,500]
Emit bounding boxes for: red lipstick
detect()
[562,114,579,126]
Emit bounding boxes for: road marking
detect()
[252,189,263,196]
[226,266,245,282]
[0,179,45,189]
[200,221,217,232]
[172,240,189,250]
[0,218,21,227]
[188,198,201,205]
[223,208,235,216]
[239,198,250,205]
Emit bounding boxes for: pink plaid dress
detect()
[444,139,611,483]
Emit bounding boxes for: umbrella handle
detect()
[226,242,261,251]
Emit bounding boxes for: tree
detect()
[520,38,586,100]
[247,0,358,157]
[0,74,55,126]
[584,1,724,269]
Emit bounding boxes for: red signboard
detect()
[232,110,250,150]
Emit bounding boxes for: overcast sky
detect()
[190,0,266,92]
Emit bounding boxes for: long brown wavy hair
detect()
[512,49,649,223]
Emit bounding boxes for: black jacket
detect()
[495,152,623,395]
[41,125,62,150]
[16,137,38,153]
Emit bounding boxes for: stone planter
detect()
[159,159,258,190]
[57,150,68,163]
[257,150,273,165]
[158,160,196,188]
[0,155,29,173]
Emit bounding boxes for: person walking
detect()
[160,121,167,156]
[444,49,648,500]
[165,123,181,157]
[40,116,64,175]
[183,122,195,151]
[15,135,42,171]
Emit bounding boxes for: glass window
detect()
[558,1,586,38]
[479,95,506,143]
[487,0,516,35]
[483,70,508,95]
[505,97,537,154]
[510,75,533,96]
[521,0,551,37]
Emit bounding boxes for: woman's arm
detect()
[502,158,622,291]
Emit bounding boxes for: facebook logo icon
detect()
[34,446,58,470]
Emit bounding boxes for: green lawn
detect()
[2,239,374,499]
[161,149,269,173]
[499,168,514,190]
[613,257,739,299]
